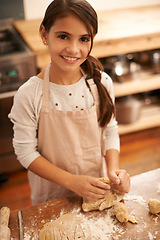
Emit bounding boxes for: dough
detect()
[39,213,92,240]
[148,199,160,214]
[82,177,124,212]
[113,202,128,223]
[113,202,137,224]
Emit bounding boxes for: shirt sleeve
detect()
[8,79,42,168]
[101,72,120,152]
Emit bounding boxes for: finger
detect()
[90,184,110,195]
[91,178,111,190]
[111,174,130,193]
[110,176,120,185]
[109,171,121,184]
[113,170,128,185]
[85,190,109,201]
[87,183,110,199]
[118,171,130,188]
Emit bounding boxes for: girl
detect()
[9,0,130,205]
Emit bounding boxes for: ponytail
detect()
[81,56,115,127]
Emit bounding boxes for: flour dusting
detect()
[148,231,157,240]
[58,207,124,239]
[157,183,160,194]
[79,210,124,240]
[124,195,146,205]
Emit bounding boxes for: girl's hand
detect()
[71,175,110,201]
[108,169,130,193]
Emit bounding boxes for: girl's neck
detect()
[49,64,83,85]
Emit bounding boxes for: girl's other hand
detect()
[108,169,130,193]
[71,175,110,201]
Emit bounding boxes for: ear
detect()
[40,25,48,45]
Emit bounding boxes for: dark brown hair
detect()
[40,0,115,127]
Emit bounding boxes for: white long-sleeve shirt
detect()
[9,71,120,169]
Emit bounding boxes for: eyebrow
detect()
[55,31,91,37]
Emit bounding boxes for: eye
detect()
[58,34,68,40]
[80,36,90,42]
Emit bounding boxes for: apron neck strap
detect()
[42,64,51,112]
[86,78,100,118]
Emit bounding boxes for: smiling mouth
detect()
[61,55,79,62]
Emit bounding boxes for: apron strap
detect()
[86,78,100,119]
[87,78,107,156]
[42,64,51,112]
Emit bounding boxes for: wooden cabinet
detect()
[14,5,160,134]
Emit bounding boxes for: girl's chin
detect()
[56,65,80,73]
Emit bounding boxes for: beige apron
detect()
[28,64,107,205]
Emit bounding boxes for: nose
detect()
[66,40,79,54]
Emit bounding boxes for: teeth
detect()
[62,56,78,61]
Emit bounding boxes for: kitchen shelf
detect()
[113,73,160,98]
[118,104,160,135]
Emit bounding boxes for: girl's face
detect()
[41,14,91,76]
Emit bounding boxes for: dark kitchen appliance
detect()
[0,0,24,20]
[0,18,37,174]
[0,18,37,93]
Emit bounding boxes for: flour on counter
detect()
[59,207,124,240]
[124,195,146,206]
[79,210,125,240]
[60,206,81,216]
[148,231,157,240]
[157,183,160,194]
[24,233,35,240]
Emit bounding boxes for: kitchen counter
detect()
[9,168,160,239]
[14,5,160,70]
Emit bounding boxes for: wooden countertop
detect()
[14,5,160,70]
[9,168,160,239]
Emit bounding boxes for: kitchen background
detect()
[0,0,160,210]
[23,0,160,19]
[1,0,160,20]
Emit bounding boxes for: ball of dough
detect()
[113,202,128,223]
[148,199,160,214]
